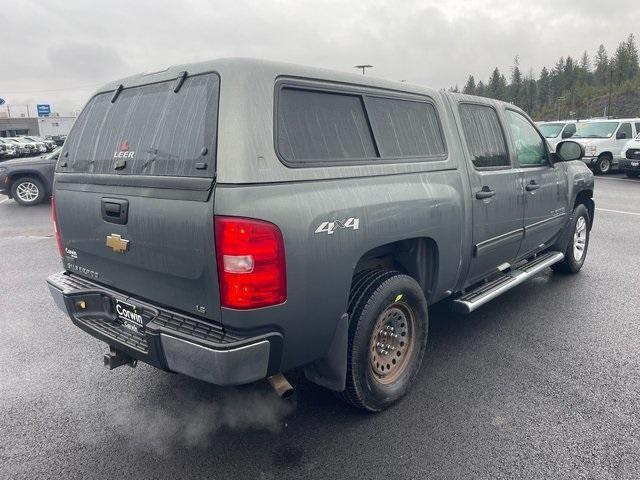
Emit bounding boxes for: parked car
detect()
[0,139,19,160]
[46,134,67,146]
[537,120,577,148]
[0,147,60,205]
[23,135,56,152]
[620,134,640,178]
[2,138,33,156]
[46,59,594,411]
[570,118,640,174]
[15,136,47,154]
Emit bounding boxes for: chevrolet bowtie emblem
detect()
[106,234,129,254]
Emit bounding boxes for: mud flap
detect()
[304,313,349,392]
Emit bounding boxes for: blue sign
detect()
[0,98,5,106]
[37,104,51,117]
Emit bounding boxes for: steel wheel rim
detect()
[369,301,416,385]
[16,182,39,202]
[573,216,587,261]
[600,158,610,173]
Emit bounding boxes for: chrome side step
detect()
[452,251,564,314]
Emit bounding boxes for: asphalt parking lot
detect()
[1,174,639,479]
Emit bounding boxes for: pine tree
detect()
[463,75,476,95]
[488,67,508,100]
[523,69,537,114]
[594,44,609,86]
[625,33,639,80]
[578,51,591,85]
[538,66,552,106]
[476,81,486,97]
[510,55,524,107]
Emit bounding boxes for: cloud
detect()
[1,0,639,115]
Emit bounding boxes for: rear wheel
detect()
[594,154,612,175]
[551,204,590,274]
[11,177,46,206]
[341,270,428,412]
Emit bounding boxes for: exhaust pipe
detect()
[103,346,137,370]
[267,373,294,399]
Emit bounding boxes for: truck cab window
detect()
[506,110,547,166]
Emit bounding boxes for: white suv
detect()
[570,119,640,174]
[537,121,577,148]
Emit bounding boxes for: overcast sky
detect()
[1,0,639,116]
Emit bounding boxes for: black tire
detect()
[594,154,612,175]
[11,177,46,206]
[341,270,429,412]
[551,204,590,274]
[625,171,639,179]
[11,177,47,206]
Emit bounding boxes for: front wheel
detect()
[551,204,590,274]
[341,270,428,412]
[594,155,612,175]
[11,177,46,206]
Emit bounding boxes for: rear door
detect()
[54,73,221,320]
[457,102,524,284]
[504,109,566,257]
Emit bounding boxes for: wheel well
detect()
[353,238,439,303]
[598,152,612,159]
[574,189,594,228]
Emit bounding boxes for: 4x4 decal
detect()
[315,217,360,235]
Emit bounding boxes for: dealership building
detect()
[0,115,76,138]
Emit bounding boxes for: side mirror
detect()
[617,131,627,140]
[555,140,584,162]
[561,130,573,139]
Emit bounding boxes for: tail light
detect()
[215,216,286,309]
[51,197,63,257]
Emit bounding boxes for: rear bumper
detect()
[47,271,282,386]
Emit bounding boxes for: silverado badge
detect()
[106,234,129,254]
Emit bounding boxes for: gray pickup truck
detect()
[47,58,594,411]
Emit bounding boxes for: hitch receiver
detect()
[103,346,137,370]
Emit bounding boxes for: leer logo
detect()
[113,140,135,159]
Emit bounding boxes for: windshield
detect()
[60,73,219,177]
[538,123,565,138]
[572,122,619,139]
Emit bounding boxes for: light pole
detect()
[607,67,613,118]
[354,64,373,75]
[556,96,565,121]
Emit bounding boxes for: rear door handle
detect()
[525,181,540,191]
[475,187,496,199]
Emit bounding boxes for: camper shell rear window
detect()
[59,73,219,177]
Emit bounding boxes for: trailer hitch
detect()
[103,346,137,370]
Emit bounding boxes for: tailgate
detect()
[54,183,220,320]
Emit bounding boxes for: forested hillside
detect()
[455,34,640,121]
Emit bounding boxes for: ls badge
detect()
[106,234,130,254]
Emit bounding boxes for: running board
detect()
[452,251,564,314]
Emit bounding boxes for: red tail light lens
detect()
[51,197,63,257]
[215,216,286,309]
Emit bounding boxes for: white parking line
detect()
[596,207,640,217]
[0,198,10,204]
